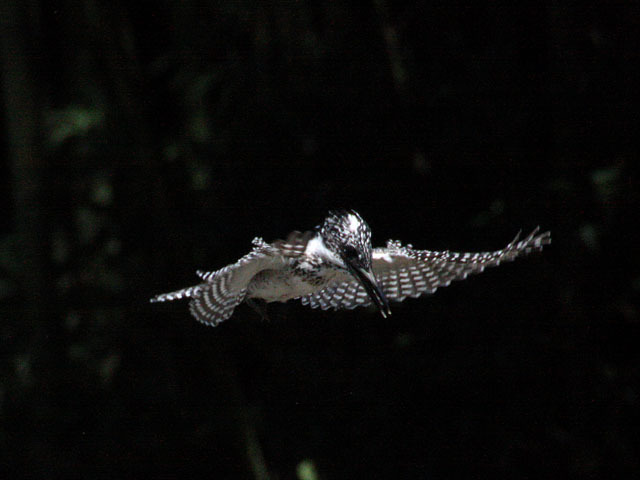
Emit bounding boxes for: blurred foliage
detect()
[1,0,639,479]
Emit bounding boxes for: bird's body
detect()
[151,211,551,326]
[247,264,339,302]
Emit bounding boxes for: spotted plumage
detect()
[150,210,551,326]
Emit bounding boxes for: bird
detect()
[150,210,551,327]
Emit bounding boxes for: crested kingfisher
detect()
[151,210,551,326]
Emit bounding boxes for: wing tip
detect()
[510,226,551,252]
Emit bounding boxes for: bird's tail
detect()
[149,284,205,303]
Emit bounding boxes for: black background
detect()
[1,1,638,478]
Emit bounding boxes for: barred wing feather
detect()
[299,227,550,311]
[151,237,285,326]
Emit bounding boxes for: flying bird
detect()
[150,210,550,326]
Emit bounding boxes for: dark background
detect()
[1,1,638,479]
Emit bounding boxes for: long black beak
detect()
[346,262,391,318]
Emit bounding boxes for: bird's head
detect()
[318,210,391,318]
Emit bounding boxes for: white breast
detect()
[304,235,344,268]
[247,268,339,303]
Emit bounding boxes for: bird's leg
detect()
[246,298,271,323]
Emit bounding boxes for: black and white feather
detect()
[299,227,550,311]
[150,211,551,326]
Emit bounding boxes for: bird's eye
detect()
[343,246,359,260]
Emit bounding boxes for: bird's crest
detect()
[319,210,373,267]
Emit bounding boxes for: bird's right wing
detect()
[151,237,289,326]
[299,227,550,311]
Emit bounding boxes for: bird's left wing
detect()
[299,227,550,312]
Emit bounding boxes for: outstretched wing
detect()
[299,227,550,312]
[150,237,285,326]
[271,230,316,258]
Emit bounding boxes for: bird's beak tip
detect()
[345,261,391,320]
